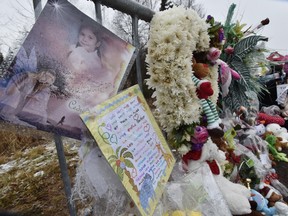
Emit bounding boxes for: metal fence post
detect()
[132,15,143,91]
[54,134,77,216]
[94,0,102,24]
[33,0,42,20]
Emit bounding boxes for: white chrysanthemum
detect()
[146,6,210,132]
[178,144,191,156]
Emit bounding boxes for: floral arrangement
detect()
[146,6,210,133]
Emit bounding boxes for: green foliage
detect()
[232,36,268,61]
[222,34,268,112]
[168,123,196,149]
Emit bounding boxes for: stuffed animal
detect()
[250,189,276,216]
[263,132,286,152]
[186,138,252,215]
[258,183,286,207]
[264,132,288,162]
[217,59,241,97]
[254,124,266,136]
[274,201,288,216]
[257,113,285,126]
[192,60,224,138]
[264,169,288,198]
[265,124,288,151]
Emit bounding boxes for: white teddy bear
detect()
[187,138,252,215]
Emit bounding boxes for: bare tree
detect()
[170,0,205,17]
[111,0,159,48]
[0,0,34,58]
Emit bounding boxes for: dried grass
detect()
[0,121,81,216]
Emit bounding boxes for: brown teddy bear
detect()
[259,184,287,207]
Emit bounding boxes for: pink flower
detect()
[190,126,209,144]
[225,46,234,55]
[207,47,221,62]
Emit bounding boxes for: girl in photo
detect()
[66,23,116,109]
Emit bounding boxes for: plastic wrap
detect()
[154,164,232,216]
[72,137,138,215]
[236,143,270,179]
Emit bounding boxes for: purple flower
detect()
[218,28,225,43]
[207,15,213,21]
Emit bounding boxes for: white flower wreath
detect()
[146,6,219,132]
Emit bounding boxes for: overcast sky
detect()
[1,0,288,57]
[195,0,288,55]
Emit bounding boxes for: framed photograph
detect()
[0,1,136,139]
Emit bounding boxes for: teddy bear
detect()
[191,59,224,138]
[250,188,276,216]
[258,184,286,207]
[263,132,288,163]
[263,131,286,152]
[184,136,252,215]
[265,123,288,151]
[264,169,288,199]
[258,183,288,215]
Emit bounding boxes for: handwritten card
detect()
[81,85,175,216]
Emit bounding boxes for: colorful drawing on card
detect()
[81,85,175,216]
[0,1,135,139]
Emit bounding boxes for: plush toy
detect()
[263,132,286,152]
[274,201,288,216]
[186,138,252,215]
[258,183,287,207]
[250,189,276,216]
[254,124,266,136]
[265,124,288,151]
[266,123,283,135]
[264,133,288,162]
[182,126,209,170]
[264,169,288,198]
[257,113,285,126]
[192,61,224,138]
[217,59,241,97]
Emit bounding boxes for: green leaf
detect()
[223,81,249,112]
[116,146,121,157]
[120,147,128,157]
[233,36,268,60]
[124,159,135,168]
[108,155,118,160]
[123,151,133,159]
[108,158,116,164]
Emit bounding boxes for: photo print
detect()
[0,0,136,139]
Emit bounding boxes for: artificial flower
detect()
[146,6,210,132]
[207,47,221,63]
[178,144,191,156]
[224,46,234,55]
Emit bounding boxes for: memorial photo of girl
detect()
[65,22,116,108]
[0,68,56,127]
